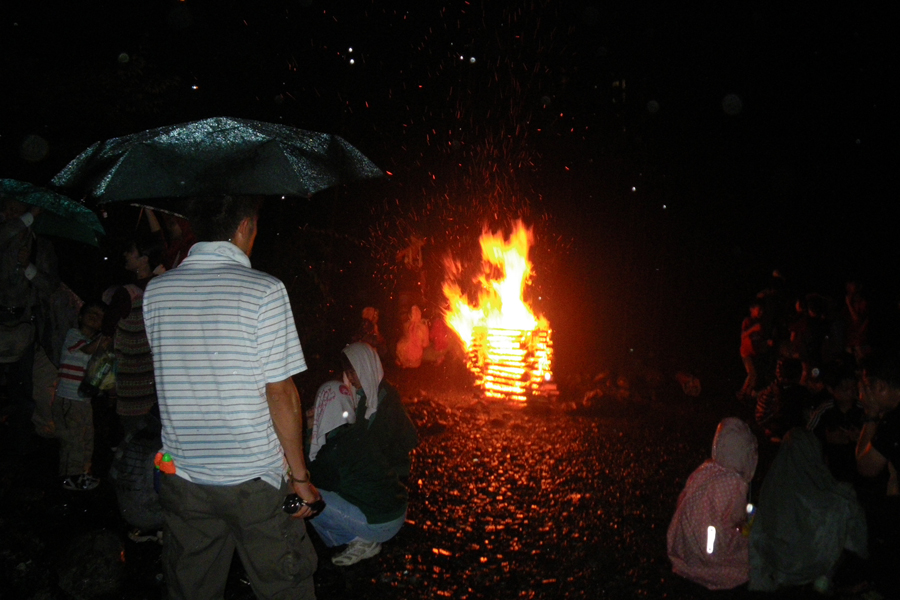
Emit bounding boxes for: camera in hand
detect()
[282,493,326,516]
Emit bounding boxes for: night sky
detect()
[3,2,896,379]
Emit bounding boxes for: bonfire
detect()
[442,220,555,402]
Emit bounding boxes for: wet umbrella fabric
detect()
[0,179,104,247]
[51,116,383,203]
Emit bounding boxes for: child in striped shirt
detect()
[54,301,108,491]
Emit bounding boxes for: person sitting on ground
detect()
[53,301,109,491]
[307,342,418,566]
[855,354,900,593]
[857,354,900,492]
[667,417,758,591]
[749,427,868,593]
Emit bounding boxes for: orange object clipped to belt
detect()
[154,452,176,475]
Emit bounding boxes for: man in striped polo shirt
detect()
[143,196,319,600]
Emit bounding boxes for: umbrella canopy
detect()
[0,179,105,247]
[51,116,384,203]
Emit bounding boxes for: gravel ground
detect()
[0,361,882,599]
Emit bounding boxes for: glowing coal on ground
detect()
[442,220,556,402]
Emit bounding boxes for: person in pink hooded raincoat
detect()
[667,417,758,590]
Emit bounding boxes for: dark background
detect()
[2,1,896,385]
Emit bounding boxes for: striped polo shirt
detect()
[143,241,307,488]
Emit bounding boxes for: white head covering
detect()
[342,342,384,420]
[308,380,357,461]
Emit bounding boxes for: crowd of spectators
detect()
[6,194,900,597]
[3,196,420,599]
[669,271,900,596]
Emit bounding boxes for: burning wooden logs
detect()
[467,326,554,402]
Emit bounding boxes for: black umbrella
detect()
[0,179,105,247]
[51,117,383,203]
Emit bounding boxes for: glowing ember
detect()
[443,220,554,402]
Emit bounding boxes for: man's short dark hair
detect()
[185,195,263,242]
[863,354,900,391]
[134,233,166,270]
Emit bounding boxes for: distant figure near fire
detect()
[396,304,430,368]
[353,307,387,360]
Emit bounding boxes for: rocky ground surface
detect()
[0,361,883,599]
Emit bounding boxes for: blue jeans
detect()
[309,489,406,547]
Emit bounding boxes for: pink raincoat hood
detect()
[666,418,758,590]
[711,417,758,483]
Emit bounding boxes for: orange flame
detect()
[442,220,553,401]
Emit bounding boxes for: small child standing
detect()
[54,301,108,491]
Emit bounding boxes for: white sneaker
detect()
[331,538,382,566]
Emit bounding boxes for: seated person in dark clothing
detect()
[749,428,867,593]
[806,362,865,483]
[307,342,418,566]
[756,358,812,441]
[856,354,900,593]
[857,355,900,491]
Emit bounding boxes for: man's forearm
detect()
[266,377,308,478]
